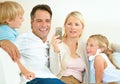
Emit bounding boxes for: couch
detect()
[0,43,120,84]
[0,48,24,84]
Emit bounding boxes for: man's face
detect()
[31,10,51,42]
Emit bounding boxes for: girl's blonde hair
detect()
[89,34,118,68]
[0,1,24,25]
[89,34,109,54]
[63,11,85,38]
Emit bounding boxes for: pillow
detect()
[112,52,120,68]
[89,61,95,83]
[0,48,21,84]
[111,43,120,52]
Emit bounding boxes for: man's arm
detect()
[0,40,20,62]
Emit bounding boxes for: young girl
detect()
[0,1,35,80]
[86,34,120,83]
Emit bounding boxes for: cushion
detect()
[112,52,120,68]
[111,43,120,52]
[0,48,20,84]
[89,61,95,83]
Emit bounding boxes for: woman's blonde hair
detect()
[0,1,24,25]
[63,11,85,38]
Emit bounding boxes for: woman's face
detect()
[64,16,83,38]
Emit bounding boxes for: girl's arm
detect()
[94,55,106,83]
[16,60,35,80]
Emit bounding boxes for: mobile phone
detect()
[55,27,62,40]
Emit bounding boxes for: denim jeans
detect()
[26,78,65,84]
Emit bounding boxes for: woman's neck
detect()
[63,37,78,45]
[63,37,79,58]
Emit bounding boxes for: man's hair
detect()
[30,4,52,20]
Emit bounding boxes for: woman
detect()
[50,11,89,84]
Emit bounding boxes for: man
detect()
[15,4,65,84]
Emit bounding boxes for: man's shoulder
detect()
[18,32,32,38]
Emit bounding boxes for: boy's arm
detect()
[16,60,35,80]
[0,40,20,62]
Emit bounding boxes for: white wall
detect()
[2,0,120,43]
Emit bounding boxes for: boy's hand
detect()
[25,71,35,80]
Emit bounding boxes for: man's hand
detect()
[0,40,20,62]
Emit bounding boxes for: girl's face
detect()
[7,15,24,28]
[65,16,83,38]
[86,38,99,57]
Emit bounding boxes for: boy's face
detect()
[86,38,99,57]
[7,15,24,28]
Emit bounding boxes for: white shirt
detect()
[89,53,120,82]
[16,31,57,78]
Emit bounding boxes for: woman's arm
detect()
[50,35,62,75]
[0,40,20,62]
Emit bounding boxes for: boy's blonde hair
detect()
[0,1,24,25]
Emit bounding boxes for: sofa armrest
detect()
[0,48,21,84]
[111,43,120,52]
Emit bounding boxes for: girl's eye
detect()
[67,23,72,25]
[90,44,94,47]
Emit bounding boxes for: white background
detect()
[1,0,120,43]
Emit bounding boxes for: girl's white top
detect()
[89,53,120,82]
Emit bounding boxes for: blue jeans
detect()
[26,78,66,84]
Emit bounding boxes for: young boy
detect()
[0,1,35,80]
